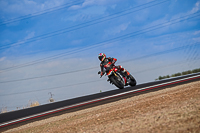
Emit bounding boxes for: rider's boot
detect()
[126,78,131,84]
[124,70,130,78]
[117,65,131,84]
[124,71,131,84]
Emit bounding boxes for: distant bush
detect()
[24,100,40,108]
[158,76,163,80]
[182,71,188,75]
[192,68,200,73]
[156,67,200,80]
[171,74,176,77]
[1,100,40,114]
[174,72,181,77]
[29,101,40,107]
[1,107,7,114]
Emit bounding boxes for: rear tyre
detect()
[109,73,124,89]
[129,74,136,86]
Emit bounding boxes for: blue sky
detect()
[0,0,200,111]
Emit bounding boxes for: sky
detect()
[0,0,200,112]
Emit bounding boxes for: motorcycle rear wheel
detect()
[129,74,137,86]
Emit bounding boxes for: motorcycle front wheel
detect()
[109,72,124,89]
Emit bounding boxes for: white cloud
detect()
[35,60,63,69]
[0,0,38,15]
[69,0,120,10]
[69,5,81,10]
[190,1,200,13]
[172,1,200,19]
[24,31,35,40]
[0,57,6,62]
[110,4,116,9]
[194,30,200,35]
[1,31,35,57]
[104,22,131,36]
[142,1,200,37]
[193,37,200,42]
[65,5,106,22]
[0,0,67,19]
[11,31,35,47]
[71,39,83,45]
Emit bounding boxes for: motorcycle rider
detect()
[98,53,130,80]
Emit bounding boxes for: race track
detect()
[0,72,200,129]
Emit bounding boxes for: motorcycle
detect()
[98,65,136,89]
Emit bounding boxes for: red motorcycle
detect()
[98,65,136,89]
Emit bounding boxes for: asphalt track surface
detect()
[0,72,200,129]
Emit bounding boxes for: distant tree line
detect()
[156,68,200,80]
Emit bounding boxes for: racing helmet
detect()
[98,53,106,61]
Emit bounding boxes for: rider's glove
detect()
[100,72,104,77]
[98,71,104,78]
[100,71,106,78]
